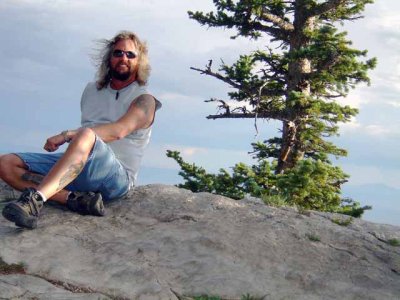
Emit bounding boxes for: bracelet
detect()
[61,130,72,143]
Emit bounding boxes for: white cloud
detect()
[142,143,253,172]
[363,0,400,31]
[164,144,209,158]
[336,90,366,109]
[342,163,400,189]
[12,57,57,73]
[5,58,60,93]
[141,144,207,170]
[365,124,400,137]
[159,93,191,101]
[387,100,400,108]
[370,57,400,94]
[0,125,55,153]
[340,117,362,133]
[341,120,400,137]
[364,124,392,136]
[370,12,400,31]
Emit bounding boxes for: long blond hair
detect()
[94,31,150,89]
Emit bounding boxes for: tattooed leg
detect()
[0,154,69,204]
[0,154,44,192]
[22,171,70,203]
[58,161,84,191]
[36,128,96,200]
[21,172,44,185]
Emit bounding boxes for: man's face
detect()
[110,39,138,82]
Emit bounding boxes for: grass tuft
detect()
[192,294,264,300]
[0,257,26,275]
[387,239,400,247]
[331,217,353,226]
[262,194,288,207]
[241,294,265,300]
[306,233,321,242]
[193,296,221,300]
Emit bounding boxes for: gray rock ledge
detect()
[0,183,399,299]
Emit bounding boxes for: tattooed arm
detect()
[43,94,156,152]
[89,94,156,143]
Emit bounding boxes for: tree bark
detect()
[277,1,314,174]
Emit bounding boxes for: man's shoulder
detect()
[128,82,148,93]
[125,83,150,99]
[133,93,162,111]
[129,84,161,108]
[85,81,98,91]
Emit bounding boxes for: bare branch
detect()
[192,64,285,100]
[231,106,250,114]
[207,111,285,121]
[259,11,294,32]
[205,98,231,115]
[311,0,347,17]
[190,66,241,89]
[251,21,291,43]
[324,93,346,99]
[254,81,270,134]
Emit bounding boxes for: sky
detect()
[0,0,399,226]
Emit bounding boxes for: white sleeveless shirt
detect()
[80,81,161,185]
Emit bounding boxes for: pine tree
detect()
[168,0,376,215]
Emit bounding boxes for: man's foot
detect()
[2,188,44,229]
[67,192,105,216]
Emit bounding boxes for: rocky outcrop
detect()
[0,181,399,299]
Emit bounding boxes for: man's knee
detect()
[72,128,96,146]
[77,127,95,137]
[75,128,96,143]
[0,154,26,180]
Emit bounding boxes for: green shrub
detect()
[306,233,321,242]
[388,239,400,247]
[0,257,25,275]
[167,150,370,217]
[193,296,221,300]
[332,217,353,226]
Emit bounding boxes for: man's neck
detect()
[110,76,137,90]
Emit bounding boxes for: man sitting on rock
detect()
[0,30,161,229]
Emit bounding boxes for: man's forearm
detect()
[61,129,79,143]
[61,125,124,144]
[90,123,128,143]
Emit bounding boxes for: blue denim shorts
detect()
[14,137,130,201]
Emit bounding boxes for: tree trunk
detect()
[277,1,314,174]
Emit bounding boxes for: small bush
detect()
[0,257,25,275]
[167,151,370,217]
[192,295,263,300]
[388,239,400,247]
[193,296,221,300]
[306,233,321,242]
[262,194,287,207]
[241,294,265,300]
[332,217,353,226]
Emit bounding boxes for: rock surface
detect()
[0,181,399,299]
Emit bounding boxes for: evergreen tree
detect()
[168,0,376,215]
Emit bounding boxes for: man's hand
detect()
[44,134,66,152]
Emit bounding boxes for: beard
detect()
[110,63,132,81]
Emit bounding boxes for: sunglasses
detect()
[112,49,137,59]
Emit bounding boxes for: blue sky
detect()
[0,0,399,225]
